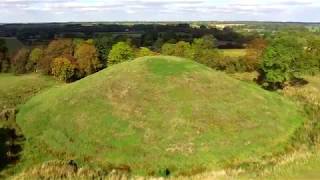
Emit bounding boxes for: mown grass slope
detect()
[0,73,58,111]
[17,56,305,176]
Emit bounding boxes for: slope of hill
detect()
[16,56,305,176]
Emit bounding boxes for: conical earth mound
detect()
[17,56,304,175]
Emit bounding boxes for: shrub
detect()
[136,47,158,57]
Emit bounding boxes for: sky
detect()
[0,0,319,23]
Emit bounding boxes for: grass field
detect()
[220,49,246,58]
[0,73,59,111]
[16,56,305,177]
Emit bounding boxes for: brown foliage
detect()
[39,39,73,74]
[244,38,267,71]
[75,42,101,76]
[11,48,30,74]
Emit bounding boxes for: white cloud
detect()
[0,0,319,22]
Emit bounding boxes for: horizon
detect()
[1,20,320,25]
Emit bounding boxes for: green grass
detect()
[220,49,246,58]
[16,56,305,176]
[0,73,59,111]
[253,151,320,180]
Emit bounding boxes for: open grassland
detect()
[0,73,59,111]
[16,56,305,177]
[220,49,246,58]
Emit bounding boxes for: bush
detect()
[161,41,192,58]
[51,57,76,82]
[136,47,158,57]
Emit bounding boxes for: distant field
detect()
[220,49,246,58]
[0,37,24,55]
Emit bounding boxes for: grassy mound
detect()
[17,56,304,176]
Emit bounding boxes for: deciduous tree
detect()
[75,42,101,76]
[259,35,304,89]
[11,48,30,74]
[108,42,134,66]
[51,57,76,82]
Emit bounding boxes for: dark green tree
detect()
[259,35,304,89]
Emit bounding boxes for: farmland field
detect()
[220,49,246,58]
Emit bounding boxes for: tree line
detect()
[1,29,320,91]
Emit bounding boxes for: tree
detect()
[259,35,304,90]
[108,42,134,66]
[39,39,73,74]
[11,48,30,74]
[161,41,192,58]
[174,41,192,58]
[136,47,157,58]
[153,38,165,52]
[94,36,114,67]
[27,48,44,72]
[303,36,320,74]
[244,38,267,71]
[51,57,76,82]
[189,36,220,69]
[75,42,101,76]
[161,43,176,56]
[0,39,9,72]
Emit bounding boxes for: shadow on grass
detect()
[0,127,24,172]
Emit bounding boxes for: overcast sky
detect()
[0,0,319,23]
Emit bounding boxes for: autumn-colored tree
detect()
[244,38,267,71]
[39,39,73,74]
[136,47,158,58]
[11,48,30,74]
[51,57,76,82]
[108,42,134,66]
[75,42,101,76]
